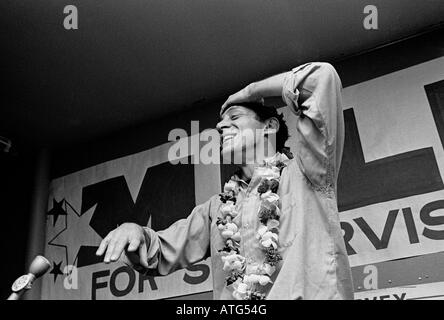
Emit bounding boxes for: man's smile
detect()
[221,133,237,145]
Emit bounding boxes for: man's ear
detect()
[264,117,280,135]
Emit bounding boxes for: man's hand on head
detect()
[220,71,290,116]
[95,222,149,268]
[220,83,264,116]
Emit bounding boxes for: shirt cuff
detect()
[143,227,160,269]
[281,63,312,116]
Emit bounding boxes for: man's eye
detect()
[230,115,240,120]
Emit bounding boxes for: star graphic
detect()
[49,261,64,282]
[48,202,102,267]
[47,199,67,226]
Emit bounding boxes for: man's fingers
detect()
[220,95,235,116]
[220,88,253,116]
[96,233,112,256]
[127,238,141,252]
[138,241,149,268]
[104,239,116,263]
[97,225,146,266]
[110,238,128,262]
[95,239,108,256]
[220,101,230,117]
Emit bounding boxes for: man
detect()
[96,62,354,300]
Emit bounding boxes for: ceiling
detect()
[2,0,444,148]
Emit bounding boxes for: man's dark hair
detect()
[232,102,290,152]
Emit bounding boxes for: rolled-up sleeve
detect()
[282,62,344,191]
[122,198,212,276]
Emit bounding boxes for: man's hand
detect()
[96,223,149,268]
[220,71,289,116]
[220,83,264,116]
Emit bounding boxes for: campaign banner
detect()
[355,281,444,300]
[42,57,444,299]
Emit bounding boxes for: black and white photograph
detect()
[2,0,444,304]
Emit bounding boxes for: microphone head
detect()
[28,255,51,278]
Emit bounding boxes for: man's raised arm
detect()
[221,62,344,188]
[221,62,342,131]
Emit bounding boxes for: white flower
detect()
[260,190,280,203]
[243,274,271,286]
[221,253,235,263]
[256,166,280,180]
[256,225,268,239]
[220,201,235,213]
[225,222,238,233]
[266,219,280,230]
[261,238,272,248]
[221,230,234,239]
[258,275,272,286]
[221,254,244,271]
[245,263,260,275]
[243,274,261,285]
[220,201,237,217]
[231,260,243,271]
[224,180,237,192]
[232,282,249,300]
[261,263,276,276]
[242,275,253,284]
[222,261,231,271]
[237,282,248,293]
[261,238,277,249]
[232,232,241,242]
[221,223,239,239]
[232,291,244,300]
[261,231,278,242]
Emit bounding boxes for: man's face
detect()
[216,106,266,162]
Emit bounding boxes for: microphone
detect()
[8,255,51,300]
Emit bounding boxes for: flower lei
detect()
[217,149,293,300]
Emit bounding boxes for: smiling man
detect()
[96,62,354,300]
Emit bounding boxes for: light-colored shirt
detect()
[125,62,354,300]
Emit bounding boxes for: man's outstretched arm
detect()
[96,197,213,276]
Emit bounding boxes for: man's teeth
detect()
[223,135,235,143]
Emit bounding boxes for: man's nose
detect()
[216,119,230,133]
